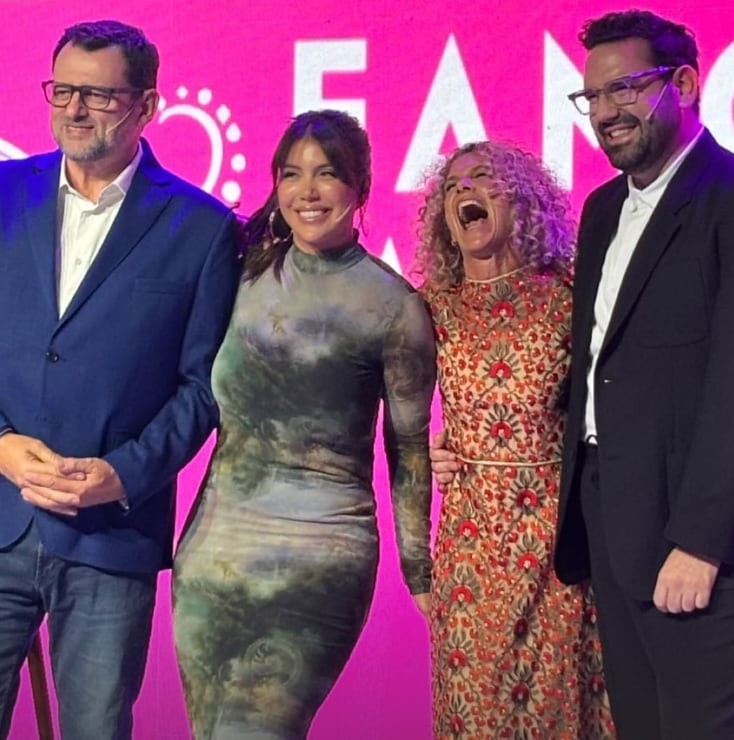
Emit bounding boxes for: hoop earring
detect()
[268,209,292,247]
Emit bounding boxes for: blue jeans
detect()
[0,520,156,740]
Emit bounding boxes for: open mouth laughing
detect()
[458,200,489,228]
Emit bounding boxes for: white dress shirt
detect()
[584,127,704,439]
[56,146,142,316]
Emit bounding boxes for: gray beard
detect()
[55,134,111,163]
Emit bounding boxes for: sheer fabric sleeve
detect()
[381,290,437,594]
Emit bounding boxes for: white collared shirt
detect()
[56,146,142,316]
[584,127,704,439]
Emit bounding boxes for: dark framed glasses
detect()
[567,66,676,115]
[41,81,143,111]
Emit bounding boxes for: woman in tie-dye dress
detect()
[415,141,615,739]
[173,110,435,739]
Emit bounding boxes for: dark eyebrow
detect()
[280,163,337,175]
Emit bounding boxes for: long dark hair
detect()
[241,110,371,282]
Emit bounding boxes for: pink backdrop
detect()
[3,1,734,737]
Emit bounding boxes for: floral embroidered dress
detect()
[173,242,435,740]
[424,267,614,739]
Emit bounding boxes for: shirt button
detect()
[602,378,613,384]
[45,351,60,363]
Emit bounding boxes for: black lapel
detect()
[602,130,713,352]
[573,177,627,359]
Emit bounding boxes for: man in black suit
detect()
[554,9,734,739]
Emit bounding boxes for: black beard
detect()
[599,114,675,177]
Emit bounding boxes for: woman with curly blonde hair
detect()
[416,140,615,738]
[415,140,574,288]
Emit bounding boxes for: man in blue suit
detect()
[0,20,240,738]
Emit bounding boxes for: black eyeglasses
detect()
[567,66,676,115]
[41,81,143,111]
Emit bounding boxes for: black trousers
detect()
[578,443,734,740]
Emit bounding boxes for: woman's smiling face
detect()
[277,137,358,254]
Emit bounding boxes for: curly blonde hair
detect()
[413,140,576,290]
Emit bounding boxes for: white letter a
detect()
[396,35,486,192]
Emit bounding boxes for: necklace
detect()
[464,265,527,284]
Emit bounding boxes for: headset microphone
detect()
[644,81,671,122]
[106,104,136,133]
[333,201,357,224]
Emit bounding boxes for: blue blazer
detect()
[0,140,240,573]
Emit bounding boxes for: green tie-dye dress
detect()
[173,242,436,739]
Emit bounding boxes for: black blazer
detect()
[555,130,734,599]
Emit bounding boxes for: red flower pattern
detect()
[491,300,515,318]
[517,552,539,571]
[490,421,513,440]
[449,714,465,733]
[448,648,468,668]
[425,272,615,739]
[511,682,531,704]
[516,488,539,509]
[489,360,512,379]
[450,585,474,604]
[513,617,529,638]
[457,520,479,538]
